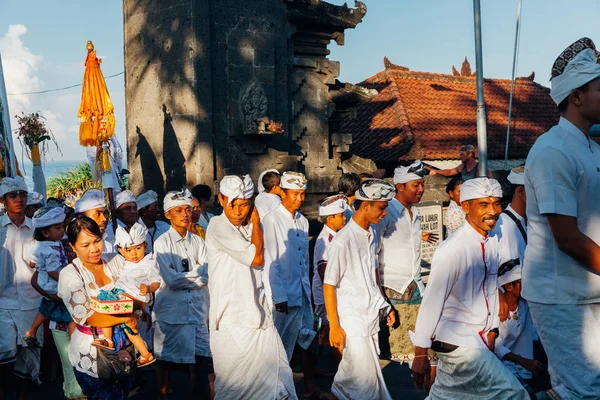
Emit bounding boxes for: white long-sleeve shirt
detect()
[410,222,501,350]
[153,228,208,325]
[206,214,271,330]
[0,215,39,311]
[323,219,390,337]
[495,298,534,380]
[262,205,310,308]
[312,225,336,306]
[255,192,281,219]
[376,199,423,295]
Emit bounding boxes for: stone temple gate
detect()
[123,0,372,211]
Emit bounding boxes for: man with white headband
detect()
[136,190,170,254]
[153,189,211,399]
[313,195,348,364]
[74,189,116,256]
[114,189,139,230]
[524,37,600,399]
[411,178,528,399]
[0,177,41,398]
[263,171,322,398]
[323,178,397,400]
[376,160,437,361]
[25,191,44,219]
[255,169,282,218]
[207,175,297,399]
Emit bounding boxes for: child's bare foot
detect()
[92,338,115,350]
[137,353,156,368]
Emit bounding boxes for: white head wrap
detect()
[498,260,522,287]
[318,194,348,216]
[32,206,65,229]
[460,178,503,203]
[116,190,137,209]
[507,166,525,186]
[551,40,600,105]
[136,190,159,210]
[114,222,148,248]
[27,191,45,206]
[355,179,395,201]
[163,189,193,212]
[220,175,254,204]
[280,171,307,190]
[74,189,106,214]
[257,169,280,193]
[393,160,427,184]
[0,176,28,198]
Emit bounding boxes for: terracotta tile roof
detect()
[342,58,560,163]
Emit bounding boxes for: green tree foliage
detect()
[47,162,99,200]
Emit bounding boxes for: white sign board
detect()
[417,202,443,266]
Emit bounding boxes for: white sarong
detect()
[428,347,528,400]
[273,304,316,361]
[529,301,600,400]
[153,320,210,364]
[210,324,297,400]
[0,309,42,381]
[331,334,391,400]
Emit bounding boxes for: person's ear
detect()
[41,229,51,239]
[117,247,126,257]
[461,200,471,214]
[517,186,525,198]
[164,210,173,221]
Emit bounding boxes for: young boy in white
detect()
[92,223,160,367]
[324,179,397,400]
[207,175,297,400]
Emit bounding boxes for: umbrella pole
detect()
[473,0,489,177]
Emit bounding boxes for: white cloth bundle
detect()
[219,175,254,204]
[355,179,395,201]
[27,191,45,206]
[136,190,159,210]
[507,166,525,186]
[393,160,427,184]
[116,190,136,209]
[74,189,106,213]
[0,176,28,197]
[318,194,348,216]
[163,189,193,212]
[460,178,503,203]
[32,206,65,228]
[551,48,600,105]
[257,169,279,193]
[114,222,148,248]
[280,171,307,190]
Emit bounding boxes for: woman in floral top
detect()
[444,177,466,238]
[57,217,137,400]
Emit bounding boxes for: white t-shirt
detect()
[323,219,389,337]
[312,225,337,306]
[31,240,68,295]
[524,117,600,304]
[206,214,271,330]
[376,199,423,295]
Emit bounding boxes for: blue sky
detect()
[1,0,599,161]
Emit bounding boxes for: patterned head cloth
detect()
[550,37,600,105]
[27,191,45,206]
[257,169,279,193]
[318,194,349,216]
[507,166,525,186]
[114,222,148,248]
[0,176,28,198]
[136,190,159,210]
[32,206,66,229]
[355,179,395,201]
[460,178,503,203]
[219,175,254,204]
[280,171,307,190]
[393,160,427,184]
[163,189,193,212]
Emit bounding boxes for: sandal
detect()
[137,353,157,368]
[23,335,41,348]
[92,338,115,351]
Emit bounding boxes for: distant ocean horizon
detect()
[19,160,89,191]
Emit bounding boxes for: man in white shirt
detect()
[411,178,528,399]
[153,189,210,399]
[136,190,170,254]
[324,178,397,400]
[524,37,600,400]
[207,175,297,400]
[255,169,282,218]
[114,189,139,229]
[74,189,116,256]
[0,177,41,398]
[263,171,322,398]
[496,167,527,266]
